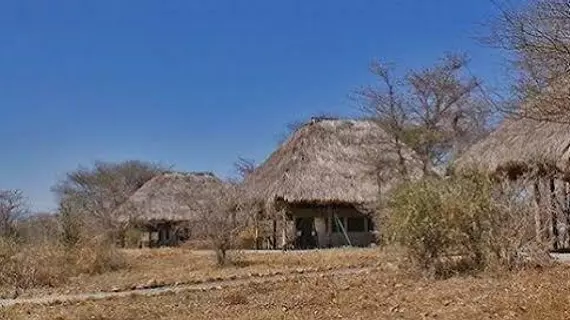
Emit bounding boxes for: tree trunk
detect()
[215,248,226,266]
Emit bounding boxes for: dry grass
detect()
[3,262,570,320]
[0,238,126,294]
[1,248,382,298]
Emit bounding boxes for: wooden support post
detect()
[281,209,287,249]
[272,217,277,250]
[550,179,559,251]
[566,183,570,249]
[534,179,543,243]
[254,209,259,250]
[266,201,277,250]
[334,214,352,247]
[326,206,333,248]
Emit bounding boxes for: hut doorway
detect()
[294,217,318,249]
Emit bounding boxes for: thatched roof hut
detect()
[243,117,421,207]
[454,117,570,179]
[116,171,228,223]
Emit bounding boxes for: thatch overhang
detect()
[454,117,570,180]
[242,118,422,210]
[115,171,228,224]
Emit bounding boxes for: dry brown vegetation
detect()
[386,173,551,277]
[0,238,126,295]
[0,248,381,298]
[2,256,569,320]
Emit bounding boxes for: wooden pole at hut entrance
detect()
[534,179,543,243]
[550,178,559,251]
[266,201,277,250]
[566,182,570,249]
[281,209,287,249]
[254,208,259,250]
[326,206,333,248]
[272,216,277,250]
[562,182,570,248]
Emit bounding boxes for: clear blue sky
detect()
[1,0,511,211]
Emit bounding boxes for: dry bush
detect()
[386,172,550,278]
[71,237,128,275]
[181,238,212,250]
[15,214,60,245]
[0,236,127,290]
[0,238,69,289]
[122,227,144,249]
[236,226,258,249]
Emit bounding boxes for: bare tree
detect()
[233,157,266,249]
[355,53,491,175]
[233,157,256,181]
[52,160,166,241]
[191,184,248,266]
[487,0,570,122]
[0,190,28,239]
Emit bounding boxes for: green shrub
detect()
[386,173,548,278]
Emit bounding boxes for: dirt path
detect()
[0,267,372,308]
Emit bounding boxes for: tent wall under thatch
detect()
[287,203,376,249]
[243,118,419,249]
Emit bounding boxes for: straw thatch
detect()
[116,171,227,223]
[454,117,570,178]
[243,118,422,206]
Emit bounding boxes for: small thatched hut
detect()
[243,117,421,249]
[454,117,570,250]
[116,171,227,247]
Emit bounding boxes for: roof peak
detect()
[309,115,340,124]
[306,117,372,126]
[162,171,217,178]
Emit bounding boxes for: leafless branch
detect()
[0,189,28,238]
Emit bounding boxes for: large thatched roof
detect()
[116,171,227,223]
[243,118,422,206]
[454,117,570,178]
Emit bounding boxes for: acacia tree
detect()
[0,189,28,239]
[52,160,166,241]
[355,53,491,175]
[488,0,570,121]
